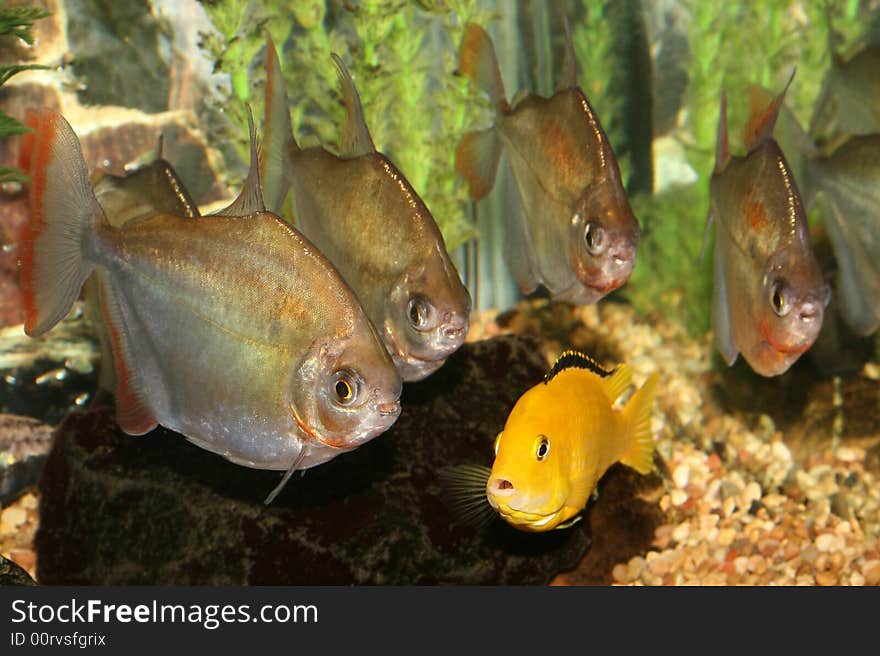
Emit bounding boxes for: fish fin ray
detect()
[261,37,296,213]
[455,127,502,200]
[84,271,118,395]
[714,92,730,175]
[437,464,495,529]
[503,177,541,294]
[712,236,739,365]
[556,14,577,91]
[213,105,265,217]
[264,446,307,505]
[821,192,880,335]
[742,69,795,152]
[97,274,157,436]
[458,23,508,111]
[700,205,715,264]
[332,53,376,158]
[619,373,658,474]
[603,363,632,402]
[19,108,100,337]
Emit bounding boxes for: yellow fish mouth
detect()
[492,501,565,531]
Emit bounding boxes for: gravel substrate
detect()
[469,298,880,586]
[2,298,878,585]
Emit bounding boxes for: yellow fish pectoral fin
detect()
[555,515,582,530]
[619,372,659,475]
[603,363,632,402]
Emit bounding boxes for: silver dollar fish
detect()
[260,40,471,382]
[19,107,402,502]
[454,22,640,304]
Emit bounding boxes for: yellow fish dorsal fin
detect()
[602,363,632,402]
[545,350,613,383]
[619,372,659,474]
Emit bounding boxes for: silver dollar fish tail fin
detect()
[742,68,795,153]
[214,105,266,217]
[458,23,508,112]
[261,37,297,214]
[556,14,577,91]
[19,107,104,337]
[331,53,376,158]
[263,444,307,505]
[618,373,658,475]
[455,23,507,200]
[455,127,504,200]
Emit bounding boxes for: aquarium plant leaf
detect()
[0,63,47,87]
[0,6,50,44]
[0,108,32,137]
[0,5,51,183]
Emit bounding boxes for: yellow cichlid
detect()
[442,351,658,532]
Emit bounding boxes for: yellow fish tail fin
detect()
[603,363,632,402]
[619,373,659,474]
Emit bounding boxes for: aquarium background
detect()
[1,0,879,586]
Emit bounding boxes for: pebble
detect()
[0,507,27,533]
[815,570,838,586]
[863,561,880,586]
[717,528,736,547]
[612,563,629,584]
[8,548,35,573]
[672,523,690,543]
[835,447,864,463]
[672,464,690,489]
[771,441,792,462]
[670,489,688,506]
[815,533,845,553]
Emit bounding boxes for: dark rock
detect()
[36,335,592,585]
[551,459,666,585]
[0,553,35,586]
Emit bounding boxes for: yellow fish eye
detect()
[535,435,550,461]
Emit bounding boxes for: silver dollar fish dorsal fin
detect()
[213,105,266,216]
[742,69,795,153]
[556,14,577,92]
[261,36,296,213]
[332,53,376,158]
[545,350,613,381]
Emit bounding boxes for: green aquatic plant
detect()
[0,4,50,184]
[198,0,491,251]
